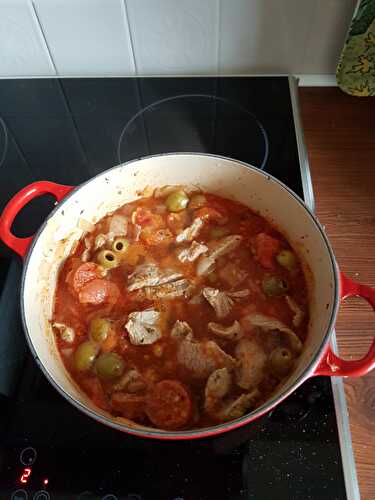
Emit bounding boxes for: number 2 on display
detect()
[20,467,32,483]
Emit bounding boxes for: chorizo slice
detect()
[145,380,192,430]
[68,262,102,293]
[78,279,120,306]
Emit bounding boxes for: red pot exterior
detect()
[314,272,375,378]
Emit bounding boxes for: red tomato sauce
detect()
[52,188,310,430]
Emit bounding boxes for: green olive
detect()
[112,237,129,254]
[165,190,189,212]
[97,249,119,269]
[269,347,293,377]
[74,341,99,372]
[276,250,296,271]
[210,226,230,239]
[262,275,289,297]
[89,318,111,343]
[95,352,125,380]
[188,194,207,210]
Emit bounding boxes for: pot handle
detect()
[0,181,74,259]
[315,272,375,377]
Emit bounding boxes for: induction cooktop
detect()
[0,76,358,500]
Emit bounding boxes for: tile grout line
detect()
[122,0,138,75]
[216,0,221,75]
[56,80,91,177]
[29,0,58,75]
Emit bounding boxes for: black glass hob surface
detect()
[0,77,347,500]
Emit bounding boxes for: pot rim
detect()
[20,152,340,439]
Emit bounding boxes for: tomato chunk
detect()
[146,380,192,430]
[254,232,281,269]
[78,279,120,306]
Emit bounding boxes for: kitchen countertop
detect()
[299,87,375,500]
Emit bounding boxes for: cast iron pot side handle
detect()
[0,181,74,259]
[315,272,375,377]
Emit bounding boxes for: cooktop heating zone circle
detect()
[117,94,269,170]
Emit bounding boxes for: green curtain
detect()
[336,0,375,96]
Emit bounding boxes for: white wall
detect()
[0,0,356,78]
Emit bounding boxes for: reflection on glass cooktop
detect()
[0,76,346,500]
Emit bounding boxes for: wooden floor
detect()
[299,87,375,500]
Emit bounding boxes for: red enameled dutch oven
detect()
[0,153,374,440]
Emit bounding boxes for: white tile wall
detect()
[219,0,316,74]
[0,0,357,78]
[34,0,135,75]
[0,0,55,76]
[298,0,357,74]
[126,0,219,75]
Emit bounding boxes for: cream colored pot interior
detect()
[22,154,337,433]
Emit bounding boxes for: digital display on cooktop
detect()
[0,77,347,500]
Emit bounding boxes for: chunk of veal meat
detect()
[228,289,250,299]
[208,320,243,340]
[125,309,161,345]
[127,263,182,292]
[197,235,242,276]
[177,241,208,263]
[84,235,94,250]
[94,233,106,250]
[81,236,93,262]
[171,320,193,339]
[53,322,75,343]
[112,369,146,393]
[219,389,260,421]
[243,313,302,354]
[202,287,234,319]
[176,333,236,379]
[133,224,142,241]
[235,338,267,390]
[108,214,128,238]
[204,367,231,413]
[144,279,193,300]
[285,295,305,327]
[176,217,204,243]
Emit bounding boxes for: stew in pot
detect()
[52,186,309,430]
